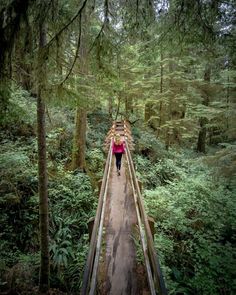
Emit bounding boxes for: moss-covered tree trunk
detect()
[37,21,49,293]
[197,65,211,153]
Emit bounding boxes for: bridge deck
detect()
[98,156,149,294]
[81,121,167,295]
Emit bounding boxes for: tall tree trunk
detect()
[115,94,121,120]
[20,17,33,91]
[0,0,30,113]
[160,47,163,94]
[125,95,133,120]
[71,8,89,171]
[158,47,164,136]
[108,96,113,119]
[37,21,50,293]
[226,66,230,130]
[165,58,174,150]
[71,107,87,171]
[197,65,211,153]
[0,24,11,124]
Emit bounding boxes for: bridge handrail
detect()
[81,139,113,295]
[125,137,168,295]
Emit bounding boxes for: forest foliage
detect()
[0,0,236,294]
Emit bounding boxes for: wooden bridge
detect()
[81,121,167,295]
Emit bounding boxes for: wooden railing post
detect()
[97,179,103,195]
[148,216,155,240]
[87,217,95,242]
[138,180,143,193]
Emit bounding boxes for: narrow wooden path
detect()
[99,155,149,294]
[81,121,167,295]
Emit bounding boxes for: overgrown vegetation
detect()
[0,88,108,294]
[0,0,235,294]
[134,130,236,295]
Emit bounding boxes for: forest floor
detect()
[98,156,150,295]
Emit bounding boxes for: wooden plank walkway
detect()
[81,121,167,295]
[98,156,149,295]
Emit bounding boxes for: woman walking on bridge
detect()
[112,134,125,176]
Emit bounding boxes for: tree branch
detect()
[60,14,82,85]
[44,0,87,49]
[89,0,109,53]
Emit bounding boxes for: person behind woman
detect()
[112,133,125,176]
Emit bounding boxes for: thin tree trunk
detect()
[125,95,133,119]
[21,18,33,90]
[115,53,121,121]
[115,94,121,120]
[197,65,211,153]
[160,55,163,94]
[197,118,207,152]
[165,58,174,150]
[108,96,113,119]
[125,96,128,119]
[226,67,229,130]
[71,7,89,171]
[72,107,87,171]
[37,21,50,293]
[158,47,164,136]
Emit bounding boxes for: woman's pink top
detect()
[112,140,125,154]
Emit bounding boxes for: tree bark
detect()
[19,17,33,91]
[71,7,89,171]
[71,107,87,171]
[197,65,211,153]
[165,58,174,150]
[108,96,113,118]
[37,21,50,293]
[115,94,121,120]
[158,47,164,136]
[125,95,133,120]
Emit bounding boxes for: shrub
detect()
[144,158,236,295]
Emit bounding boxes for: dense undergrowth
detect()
[0,88,109,294]
[133,130,236,295]
[1,87,235,294]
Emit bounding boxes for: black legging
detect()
[115,153,123,170]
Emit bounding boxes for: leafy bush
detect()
[47,169,97,292]
[0,85,36,136]
[133,129,167,161]
[87,110,111,149]
[134,154,183,189]
[0,141,39,254]
[47,127,73,162]
[86,148,105,180]
[144,156,236,295]
[49,170,97,236]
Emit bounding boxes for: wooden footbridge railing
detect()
[81,120,167,295]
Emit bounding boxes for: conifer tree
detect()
[37,15,50,294]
